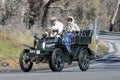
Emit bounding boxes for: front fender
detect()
[23,44,33,49]
[22,49,30,53]
[54,43,68,54]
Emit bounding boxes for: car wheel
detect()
[49,48,64,72]
[78,49,90,71]
[19,50,33,72]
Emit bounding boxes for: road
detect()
[0,31,120,80]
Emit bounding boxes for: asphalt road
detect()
[0,31,120,80]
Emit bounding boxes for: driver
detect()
[63,16,80,55]
[46,17,64,37]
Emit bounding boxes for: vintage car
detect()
[19,30,93,72]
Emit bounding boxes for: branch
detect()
[50,0,60,2]
[41,0,51,27]
[41,0,60,27]
[49,6,73,11]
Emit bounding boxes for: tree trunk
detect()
[110,0,120,31]
[111,0,120,24]
[40,1,51,27]
[27,0,60,27]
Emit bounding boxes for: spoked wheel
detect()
[78,49,90,71]
[49,48,64,72]
[19,50,33,72]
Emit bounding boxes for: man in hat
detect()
[50,17,64,36]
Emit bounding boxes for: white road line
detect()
[63,63,103,71]
[90,63,103,67]
[107,42,115,53]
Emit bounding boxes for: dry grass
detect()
[89,38,108,56]
[97,40,108,56]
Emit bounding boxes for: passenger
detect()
[63,16,80,55]
[66,16,80,32]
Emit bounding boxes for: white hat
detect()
[50,17,57,21]
[67,16,75,23]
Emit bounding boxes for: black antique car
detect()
[19,30,93,72]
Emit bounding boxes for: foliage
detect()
[0,0,119,31]
[49,0,119,31]
[86,7,96,21]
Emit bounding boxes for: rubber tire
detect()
[49,48,64,72]
[78,49,90,71]
[19,50,33,72]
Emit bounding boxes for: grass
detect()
[89,38,96,51]
[0,32,108,59]
[0,32,33,59]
